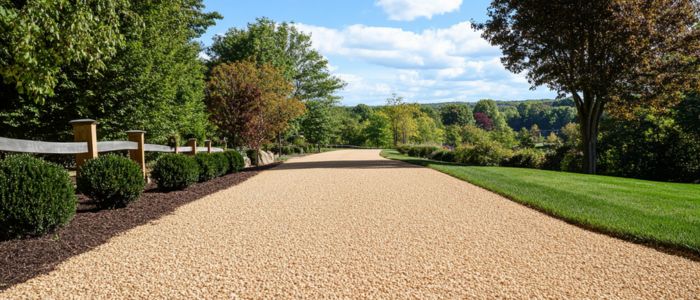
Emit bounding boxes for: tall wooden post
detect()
[187,138,197,155]
[70,119,98,170]
[127,130,146,179]
[205,140,212,153]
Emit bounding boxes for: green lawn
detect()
[381,149,700,255]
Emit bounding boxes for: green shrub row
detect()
[154,151,245,189]
[398,143,548,169]
[1,150,247,239]
[396,145,440,158]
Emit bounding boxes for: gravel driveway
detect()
[2,150,698,299]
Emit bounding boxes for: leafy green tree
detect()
[301,100,335,149]
[474,99,508,131]
[477,0,700,173]
[414,113,444,144]
[518,127,534,148]
[598,109,700,182]
[440,104,475,126]
[0,0,129,101]
[0,0,221,144]
[384,94,420,145]
[351,104,373,122]
[207,17,344,103]
[363,111,392,148]
[332,107,366,145]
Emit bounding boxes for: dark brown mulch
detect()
[0,164,278,291]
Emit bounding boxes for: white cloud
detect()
[375,0,462,21]
[294,22,555,105]
[296,22,498,70]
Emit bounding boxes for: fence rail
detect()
[0,137,88,154]
[0,139,224,154]
[0,119,226,178]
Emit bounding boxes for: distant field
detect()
[381,149,700,255]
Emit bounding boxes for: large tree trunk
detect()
[577,92,605,174]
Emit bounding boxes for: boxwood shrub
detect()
[224,150,244,173]
[77,155,145,209]
[194,153,218,182]
[211,152,229,176]
[0,155,77,239]
[151,154,199,191]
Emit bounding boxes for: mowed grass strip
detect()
[381,149,700,255]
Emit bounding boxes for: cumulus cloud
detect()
[375,0,462,21]
[296,22,498,70]
[294,22,554,105]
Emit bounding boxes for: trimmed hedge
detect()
[0,155,77,239]
[455,141,513,166]
[211,152,229,176]
[194,153,218,182]
[151,154,199,191]
[77,155,145,209]
[224,150,244,173]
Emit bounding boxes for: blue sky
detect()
[199,0,557,105]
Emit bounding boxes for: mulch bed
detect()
[0,164,277,290]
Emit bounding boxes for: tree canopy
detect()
[206,60,304,150]
[207,17,345,103]
[0,0,221,144]
[0,0,129,101]
[476,0,700,173]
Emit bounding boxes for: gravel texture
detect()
[0,165,271,290]
[2,150,699,299]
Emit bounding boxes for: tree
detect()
[414,113,444,144]
[474,99,507,130]
[477,0,700,173]
[474,112,494,131]
[206,60,303,152]
[363,111,393,147]
[546,132,561,145]
[440,104,475,126]
[518,127,534,148]
[384,95,419,145]
[207,17,344,103]
[352,104,374,122]
[0,0,221,144]
[301,100,335,150]
[529,124,542,143]
[0,0,128,101]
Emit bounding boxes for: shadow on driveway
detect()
[272,159,425,170]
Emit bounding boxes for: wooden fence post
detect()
[127,130,146,179]
[170,135,180,154]
[187,138,197,155]
[205,140,212,153]
[70,119,98,170]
